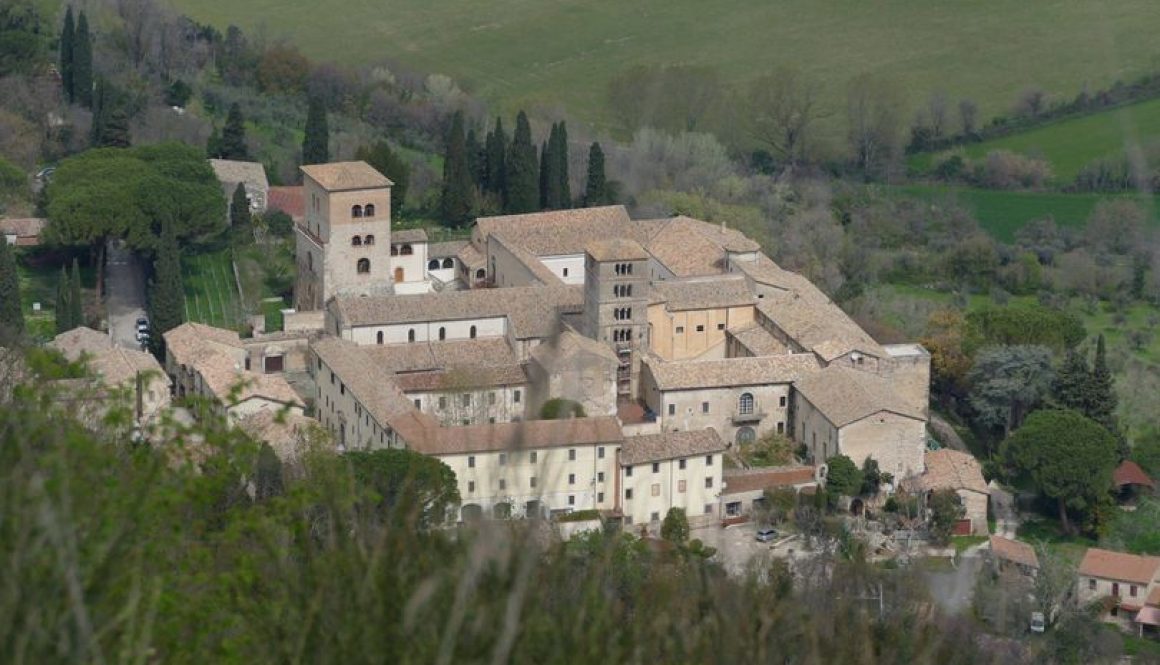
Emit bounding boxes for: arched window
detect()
[469,325,477,339]
[438,327,446,341]
[352,205,363,218]
[357,258,370,274]
[428,259,440,270]
[476,268,485,279]
[391,245,399,256]
[736,427,756,445]
[351,236,362,246]
[375,331,384,345]
[364,234,375,245]
[738,393,754,415]
[400,244,413,256]
[442,258,453,269]
[408,329,415,343]
[364,203,376,217]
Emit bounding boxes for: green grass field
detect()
[912,97,1160,182]
[891,185,1159,242]
[183,249,243,329]
[169,0,1160,135]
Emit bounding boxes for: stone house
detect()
[209,159,268,214]
[907,449,989,536]
[987,535,1039,577]
[49,326,171,424]
[720,466,819,520]
[1077,548,1160,631]
[1,217,46,246]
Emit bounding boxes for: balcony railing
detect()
[731,409,766,424]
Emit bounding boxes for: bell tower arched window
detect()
[357,258,370,274]
[469,325,477,339]
[408,329,415,343]
[364,235,374,245]
[364,203,376,217]
[351,236,362,246]
[352,205,363,218]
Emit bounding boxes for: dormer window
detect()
[351,236,362,247]
[352,205,363,218]
[364,203,376,217]
[365,235,375,245]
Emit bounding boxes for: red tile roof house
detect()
[1113,460,1155,503]
[0,217,46,246]
[1076,547,1160,634]
[719,466,818,524]
[987,535,1039,577]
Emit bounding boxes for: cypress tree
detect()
[354,141,410,217]
[148,222,184,356]
[91,79,130,148]
[90,78,107,146]
[69,258,84,329]
[0,239,24,340]
[302,97,329,165]
[1053,349,1089,412]
[205,127,223,159]
[220,103,249,160]
[55,266,73,333]
[1088,334,1117,432]
[73,11,93,108]
[60,7,75,103]
[230,183,252,245]
[506,111,538,214]
[484,117,507,198]
[584,142,608,206]
[440,111,475,228]
[465,127,483,190]
[555,121,571,207]
[539,138,551,210]
[254,443,285,501]
[102,106,132,148]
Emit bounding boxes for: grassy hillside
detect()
[912,97,1160,181]
[170,0,1160,136]
[891,185,1159,242]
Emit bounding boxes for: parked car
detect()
[755,527,779,543]
[136,317,149,331]
[1030,611,1046,634]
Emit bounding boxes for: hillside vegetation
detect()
[169,0,1160,136]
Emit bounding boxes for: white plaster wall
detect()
[408,384,527,425]
[540,255,586,285]
[620,454,721,526]
[349,317,508,345]
[315,355,397,450]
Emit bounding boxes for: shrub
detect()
[540,398,586,420]
[824,455,863,497]
[977,150,1052,189]
[661,507,689,545]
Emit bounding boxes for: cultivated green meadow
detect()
[913,97,1160,182]
[171,0,1160,135]
[183,249,243,329]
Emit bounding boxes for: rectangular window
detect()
[597,471,605,482]
[568,495,575,506]
[499,478,506,490]
[439,396,447,409]
[468,455,475,468]
[678,479,686,493]
[705,454,714,466]
[531,451,538,463]
[413,399,421,409]
[667,404,675,416]
[514,389,521,403]
[626,489,633,500]
[717,323,725,330]
[569,449,576,461]
[651,483,660,497]
[1130,585,1138,597]
[468,481,475,493]
[675,326,685,334]
[489,392,496,405]
[779,395,787,408]
[597,492,604,503]
[530,476,537,488]
[651,511,659,522]
[568,473,576,485]
[626,466,633,477]
[499,453,507,466]
[704,504,713,516]
[598,446,605,459]
[461,394,470,407]
[702,402,709,413]
[679,459,686,470]
[695,325,704,332]
[705,477,713,488]
[652,462,660,473]
[777,422,785,434]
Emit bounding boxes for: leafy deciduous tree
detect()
[661,507,689,545]
[824,454,863,497]
[346,448,460,528]
[967,344,1054,438]
[927,489,965,545]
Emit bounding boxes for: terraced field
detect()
[183,250,243,329]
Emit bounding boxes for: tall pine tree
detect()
[60,7,75,103]
[1053,349,1089,412]
[1088,334,1117,433]
[73,11,92,108]
[484,117,507,198]
[554,121,571,207]
[55,265,73,333]
[302,97,329,165]
[69,258,84,328]
[440,111,475,228]
[506,111,538,214]
[148,222,184,356]
[0,239,24,340]
[220,103,249,160]
[584,142,608,206]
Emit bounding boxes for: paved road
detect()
[106,241,147,349]
[925,554,983,615]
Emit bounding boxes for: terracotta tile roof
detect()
[329,285,583,340]
[794,365,925,427]
[491,233,564,285]
[416,417,624,456]
[757,291,886,361]
[163,322,242,367]
[619,428,726,465]
[1113,460,1155,489]
[473,205,632,256]
[529,330,619,371]
[208,159,268,189]
[644,353,821,391]
[391,228,428,243]
[912,449,988,494]
[365,338,519,373]
[642,216,758,277]
[394,365,528,392]
[727,323,788,356]
[1078,548,1160,585]
[722,466,818,495]
[651,275,755,311]
[50,327,112,360]
[734,254,804,292]
[300,161,393,191]
[196,353,304,408]
[989,536,1039,569]
[586,238,648,262]
[429,240,467,259]
[456,242,485,269]
[1148,586,1160,607]
[238,410,324,462]
[0,217,46,238]
[267,186,304,220]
